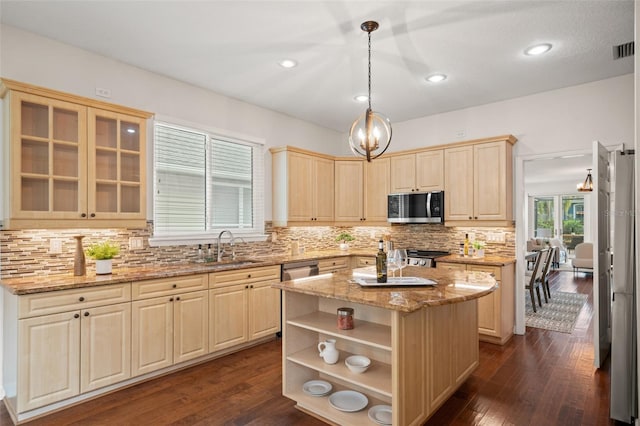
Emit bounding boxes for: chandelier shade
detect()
[577,168,593,192]
[348,20,392,162]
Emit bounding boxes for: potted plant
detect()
[85,241,120,274]
[335,232,354,250]
[472,241,485,258]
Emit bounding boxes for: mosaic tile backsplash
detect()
[0,222,515,278]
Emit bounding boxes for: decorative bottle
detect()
[376,240,387,283]
[463,233,470,257]
[73,235,86,276]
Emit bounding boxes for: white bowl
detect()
[345,355,371,373]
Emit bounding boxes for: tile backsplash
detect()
[0,222,515,278]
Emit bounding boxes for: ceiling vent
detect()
[613,41,634,60]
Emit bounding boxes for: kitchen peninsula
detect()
[273,265,497,426]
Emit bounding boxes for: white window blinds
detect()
[154,122,264,238]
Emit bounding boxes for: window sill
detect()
[148,233,269,247]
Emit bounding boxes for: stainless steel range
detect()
[405,249,451,267]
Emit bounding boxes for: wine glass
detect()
[387,250,399,278]
[395,249,408,277]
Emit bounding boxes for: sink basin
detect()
[201,259,264,270]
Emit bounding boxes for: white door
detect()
[593,140,611,368]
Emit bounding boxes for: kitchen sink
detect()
[201,259,265,270]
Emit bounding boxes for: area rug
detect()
[525,291,588,333]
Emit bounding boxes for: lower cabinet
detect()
[318,257,350,274]
[437,261,515,344]
[209,266,281,353]
[352,255,375,268]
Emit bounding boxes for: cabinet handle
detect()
[90,213,96,218]
[79,296,85,302]
[474,216,478,219]
[172,284,177,288]
[74,313,80,319]
[247,274,251,278]
[176,296,181,301]
[81,213,87,218]
[84,312,90,317]
[469,216,472,219]
[250,285,254,289]
[169,297,174,302]
[245,285,249,289]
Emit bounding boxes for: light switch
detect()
[129,237,144,250]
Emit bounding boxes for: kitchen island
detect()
[273,265,497,426]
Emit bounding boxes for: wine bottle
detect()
[376,240,387,283]
[463,233,470,257]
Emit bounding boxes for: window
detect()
[153,122,264,240]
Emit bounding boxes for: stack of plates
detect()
[302,380,332,397]
[368,405,392,425]
[328,390,368,412]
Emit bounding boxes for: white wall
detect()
[337,73,634,157]
[0,24,345,222]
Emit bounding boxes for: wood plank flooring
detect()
[0,270,612,425]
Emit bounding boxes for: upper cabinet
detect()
[334,158,389,224]
[390,150,443,193]
[271,147,334,226]
[1,79,152,229]
[444,136,516,226]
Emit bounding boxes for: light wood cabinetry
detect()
[7,284,132,412]
[352,256,375,268]
[281,291,478,425]
[444,136,515,226]
[131,275,209,376]
[318,257,350,274]
[0,79,151,229]
[437,261,515,344]
[390,150,443,193]
[271,147,334,226]
[334,158,390,224]
[209,266,281,352]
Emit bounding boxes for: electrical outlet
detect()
[271,232,278,242]
[95,87,111,98]
[129,237,144,250]
[50,239,63,254]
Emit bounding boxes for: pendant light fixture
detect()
[577,168,593,192]
[348,21,392,162]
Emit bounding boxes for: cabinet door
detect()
[334,160,364,222]
[390,154,416,193]
[87,108,146,220]
[174,290,209,364]
[473,142,509,220]
[364,157,390,222]
[131,297,173,376]
[468,265,501,337]
[444,146,474,221]
[314,156,335,222]
[248,282,280,340]
[209,284,248,352]
[287,152,314,221]
[18,311,80,411]
[416,150,443,191]
[80,303,131,392]
[10,92,87,220]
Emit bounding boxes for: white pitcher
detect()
[317,339,339,364]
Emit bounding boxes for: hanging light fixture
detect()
[348,21,392,162]
[577,168,593,192]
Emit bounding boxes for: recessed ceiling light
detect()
[525,43,552,56]
[354,95,368,102]
[278,59,298,68]
[426,74,447,83]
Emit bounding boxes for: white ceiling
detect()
[0,1,634,133]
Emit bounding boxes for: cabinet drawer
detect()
[353,256,375,267]
[19,283,131,319]
[210,265,280,288]
[318,257,350,273]
[436,262,467,272]
[467,265,501,280]
[132,274,208,300]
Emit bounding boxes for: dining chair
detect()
[539,246,556,301]
[525,248,549,312]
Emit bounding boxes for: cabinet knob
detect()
[74,313,80,319]
[247,274,251,278]
[90,213,96,218]
[474,216,478,219]
[176,296,180,301]
[250,285,254,289]
[172,284,177,288]
[84,311,90,317]
[469,216,473,219]
[79,296,85,302]
[169,297,174,302]
[81,213,87,218]
[245,285,249,289]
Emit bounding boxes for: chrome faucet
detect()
[217,230,235,262]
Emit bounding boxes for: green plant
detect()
[85,241,120,260]
[335,232,355,243]
[563,219,584,234]
[472,241,485,250]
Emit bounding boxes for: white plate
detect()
[368,405,393,425]
[302,380,332,396]
[328,390,368,412]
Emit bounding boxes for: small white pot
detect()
[95,259,113,275]
[339,243,349,251]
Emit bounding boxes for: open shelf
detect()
[287,346,392,397]
[287,311,391,351]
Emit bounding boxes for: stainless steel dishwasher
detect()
[278,260,319,337]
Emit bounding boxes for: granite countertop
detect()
[437,254,516,266]
[0,249,375,295]
[272,265,498,313]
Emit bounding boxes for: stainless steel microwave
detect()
[387,191,444,224]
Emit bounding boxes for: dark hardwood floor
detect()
[0,270,613,425]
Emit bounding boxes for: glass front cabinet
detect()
[2,79,152,229]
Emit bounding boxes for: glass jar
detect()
[337,307,354,330]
